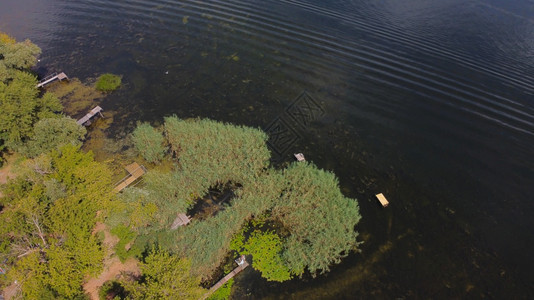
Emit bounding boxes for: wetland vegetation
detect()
[0,32,361,299]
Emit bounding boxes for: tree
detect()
[123,247,205,300]
[0,35,40,82]
[22,117,86,157]
[0,71,40,148]
[231,230,291,282]
[132,123,167,163]
[0,39,41,70]
[274,162,362,276]
[0,144,114,298]
[0,32,62,154]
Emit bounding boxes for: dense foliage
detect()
[0,144,114,298]
[0,32,64,156]
[132,123,167,163]
[22,117,87,157]
[95,73,121,92]
[231,229,291,282]
[128,117,362,281]
[0,30,363,297]
[0,35,40,82]
[122,247,205,300]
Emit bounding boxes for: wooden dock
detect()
[376,193,389,207]
[201,256,249,300]
[294,153,305,162]
[114,162,146,192]
[36,72,68,88]
[76,106,103,126]
[170,213,191,229]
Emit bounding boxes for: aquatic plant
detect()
[95,73,121,92]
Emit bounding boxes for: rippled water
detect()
[1,0,533,298]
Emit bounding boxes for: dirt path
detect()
[83,223,140,300]
[2,282,19,300]
[0,154,17,198]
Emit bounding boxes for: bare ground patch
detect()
[84,223,140,300]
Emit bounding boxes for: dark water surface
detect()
[1,0,533,298]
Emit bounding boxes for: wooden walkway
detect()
[77,106,103,126]
[201,256,249,300]
[170,213,191,229]
[36,72,68,88]
[114,162,146,192]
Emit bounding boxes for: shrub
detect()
[22,117,86,157]
[207,278,233,300]
[131,123,166,163]
[111,224,139,262]
[95,73,121,92]
[99,280,126,300]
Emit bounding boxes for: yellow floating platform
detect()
[376,193,389,207]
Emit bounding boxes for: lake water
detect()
[1,0,533,298]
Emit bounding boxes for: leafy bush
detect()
[111,224,139,262]
[231,230,291,282]
[207,278,233,300]
[22,117,86,157]
[131,123,166,163]
[95,73,121,92]
[122,247,205,299]
[99,280,126,300]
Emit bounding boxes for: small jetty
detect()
[36,72,68,88]
[376,193,389,207]
[201,256,249,300]
[76,106,104,126]
[170,213,191,229]
[114,162,147,192]
[294,153,305,162]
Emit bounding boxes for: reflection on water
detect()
[1,0,533,298]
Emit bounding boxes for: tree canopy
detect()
[132,123,167,163]
[22,117,86,157]
[126,117,362,281]
[0,32,63,154]
[122,247,205,300]
[0,144,114,298]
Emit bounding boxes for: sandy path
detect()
[0,154,16,198]
[83,223,140,300]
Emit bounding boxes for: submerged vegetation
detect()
[95,73,121,92]
[0,31,362,299]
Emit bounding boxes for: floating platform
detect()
[376,193,389,207]
[36,72,69,88]
[294,153,305,162]
[76,106,103,126]
[114,162,146,192]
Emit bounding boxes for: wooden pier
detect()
[294,153,305,162]
[36,72,68,88]
[201,256,249,300]
[114,162,146,192]
[376,193,389,207]
[170,213,191,229]
[76,106,103,126]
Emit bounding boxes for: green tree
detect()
[274,162,362,276]
[0,36,40,82]
[0,144,114,298]
[231,230,291,282]
[0,32,63,154]
[132,123,166,163]
[123,247,205,300]
[23,117,86,157]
